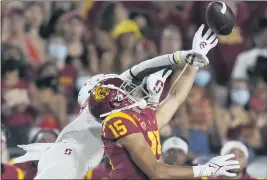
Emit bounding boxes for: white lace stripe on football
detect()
[220,1,227,14]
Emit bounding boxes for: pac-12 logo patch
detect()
[93,85,110,101]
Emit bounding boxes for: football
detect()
[206,1,235,35]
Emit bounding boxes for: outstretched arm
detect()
[118,133,194,179]
[119,32,209,83]
[120,54,177,82]
[155,24,218,129]
[156,65,197,129]
[118,132,240,179]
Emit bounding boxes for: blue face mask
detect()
[194,70,211,87]
[230,90,250,106]
[49,44,68,60]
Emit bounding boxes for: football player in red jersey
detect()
[88,25,240,179]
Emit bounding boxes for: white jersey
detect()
[15,107,104,179]
[56,106,101,143]
[54,106,104,177]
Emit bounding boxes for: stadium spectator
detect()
[130,10,157,58]
[160,25,182,54]
[47,36,68,70]
[241,123,262,153]
[1,44,27,63]
[53,1,77,12]
[232,17,267,81]
[220,141,253,179]
[161,137,189,166]
[152,1,194,48]
[96,2,129,73]
[1,59,35,146]
[250,80,267,118]
[25,2,47,65]
[185,68,214,156]
[60,12,97,76]
[2,7,29,60]
[35,76,67,129]
[225,79,252,140]
[243,81,267,152]
[112,19,143,72]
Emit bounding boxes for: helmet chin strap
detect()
[100,99,147,118]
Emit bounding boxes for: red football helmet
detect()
[89,74,149,120]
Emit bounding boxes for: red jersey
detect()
[1,163,24,180]
[10,159,37,180]
[101,108,161,179]
[85,162,111,180]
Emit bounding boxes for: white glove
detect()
[171,24,218,68]
[146,69,172,106]
[192,24,218,55]
[193,154,240,178]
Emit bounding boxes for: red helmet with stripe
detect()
[88,74,149,121]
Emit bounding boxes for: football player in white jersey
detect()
[14,25,224,179]
[15,75,106,179]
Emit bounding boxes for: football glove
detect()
[171,24,218,68]
[193,154,240,178]
[192,24,218,56]
[146,69,172,107]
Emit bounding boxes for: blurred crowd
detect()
[1,1,267,179]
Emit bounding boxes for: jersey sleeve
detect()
[119,54,174,81]
[102,111,141,140]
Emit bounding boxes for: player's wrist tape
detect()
[171,51,200,70]
[193,165,212,178]
[169,51,184,65]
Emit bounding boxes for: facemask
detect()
[194,70,211,87]
[49,43,68,60]
[230,90,250,106]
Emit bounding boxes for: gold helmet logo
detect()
[93,85,110,101]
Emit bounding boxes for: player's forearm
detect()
[169,64,197,103]
[152,162,194,179]
[120,53,179,81]
[155,65,197,129]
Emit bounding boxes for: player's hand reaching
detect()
[146,69,172,106]
[193,154,240,178]
[171,24,218,68]
[192,24,218,56]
